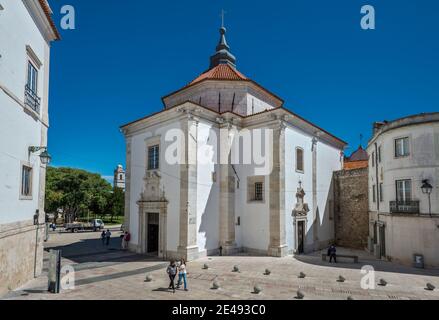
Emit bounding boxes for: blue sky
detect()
[47,0,439,181]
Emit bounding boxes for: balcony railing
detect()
[24,85,41,114]
[390,200,420,214]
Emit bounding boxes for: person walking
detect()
[101,230,106,246]
[105,229,111,246]
[328,244,337,263]
[176,258,188,291]
[121,231,131,250]
[166,260,177,293]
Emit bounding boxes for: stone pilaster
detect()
[268,122,288,257]
[218,120,237,254]
[178,111,199,261]
[124,137,132,233]
[312,137,319,247]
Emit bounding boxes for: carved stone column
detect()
[268,121,288,257]
[178,111,199,261]
[218,119,237,255]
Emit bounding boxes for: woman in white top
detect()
[176,258,188,291]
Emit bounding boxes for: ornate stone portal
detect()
[292,182,310,217]
[292,181,310,254]
[137,170,168,258]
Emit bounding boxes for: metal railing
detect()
[24,85,41,114]
[389,200,420,214]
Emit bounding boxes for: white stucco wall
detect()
[196,121,220,253]
[128,120,182,251]
[315,140,341,245]
[0,0,51,225]
[235,164,270,252]
[284,127,341,252]
[285,127,314,251]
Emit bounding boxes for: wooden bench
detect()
[322,253,358,263]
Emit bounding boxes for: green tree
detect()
[107,187,125,223]
[45,167,113,222]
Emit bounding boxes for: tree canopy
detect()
[45,167,124,223]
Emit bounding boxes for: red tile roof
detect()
[189,64,248,84]
[38,0,61,40]
[162,64,284,107]
[344,160,368,170]
[347,146,368,161]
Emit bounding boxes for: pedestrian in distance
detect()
[121,231,131,250]
[101,230,106,246]
[105,229,111,246]
[166,260,177,293]
[176,258,188,291]
[328,244,337,263]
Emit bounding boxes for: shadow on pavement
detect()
[293,249,439,277]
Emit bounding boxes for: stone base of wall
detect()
[0,220,44,297]
[369,212,439,268]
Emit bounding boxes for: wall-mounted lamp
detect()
[421,179,433,217]
[29,146,52,165]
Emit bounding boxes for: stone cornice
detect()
[23,0,60,42]
[368,112,439,147]
[121,102,346,150]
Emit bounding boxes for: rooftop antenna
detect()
[360,134,363,148]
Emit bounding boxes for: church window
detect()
[296,147,304,172]
[254,182,263,201]
[148,145,159,170]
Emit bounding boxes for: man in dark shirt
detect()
[328,244,337,263]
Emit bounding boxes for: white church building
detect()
[121,26,346,260]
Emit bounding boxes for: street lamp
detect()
[421,179,433,217]
[29,146,52,165]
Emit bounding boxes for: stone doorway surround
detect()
[137,170,168,259]
[292,181,310,254]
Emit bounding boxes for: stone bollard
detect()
[426,283,435,291]
[296,290,304,299]
[264,269,271,275]
[253,284,262,294]
[145,274,153,282]
[212,281,220,290]
[233,265,240,272]
[298,272,306,279]
[378,279,387,286]
[203,263,209,270]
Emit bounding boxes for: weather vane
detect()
[220,9,226,28]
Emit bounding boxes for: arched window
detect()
[296,147,304,172]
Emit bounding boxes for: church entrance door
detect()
[297,221,305,254]
[147,213,159,254]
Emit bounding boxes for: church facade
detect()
[121,26,346,260]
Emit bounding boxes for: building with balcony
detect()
[0,0,59,296]
[367,113,439,267]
